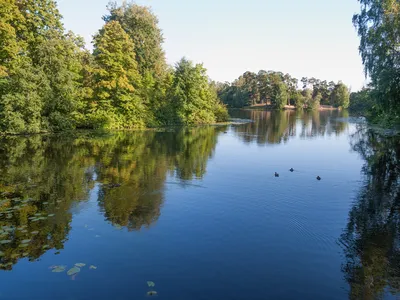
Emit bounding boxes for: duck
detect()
[289,168,294,172]
[316,176,321,181]
[275,172,280,177]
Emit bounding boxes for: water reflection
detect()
[229,109,349,144]
[0,127,225,269]
[340,126,400,299]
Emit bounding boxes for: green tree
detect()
[0,0,24,78]
[91,20,145,129]
[0,58,49,134]
[170,58,226,124]
[330,82,350,108]
[104,1,166,78]
[349,88,374,116]
[36,32,86,131]
[17,0,65,62]
[353,0,400,122]
[271,82,288,109]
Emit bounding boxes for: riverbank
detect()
[0,119,253,137]
[239,104,342,111]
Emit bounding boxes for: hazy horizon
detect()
[57,0,367,91]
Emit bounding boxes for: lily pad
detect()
[48,214,55,217]
[67,266,80,276]
[19,244,29,248]
[21,239,31,244]
[75,263,86,268]
[43,202,49,205]
[52,265,66,273]
[89,265,97,270]
[42,245,50,249]
[0,240,11,244]
[147,281,155,287]
[147,291,157,296]
[31,231,39,235]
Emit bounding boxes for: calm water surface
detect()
[0,110,399,300]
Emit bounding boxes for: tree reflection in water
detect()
[0,126,225,269]
[340,126,400,299]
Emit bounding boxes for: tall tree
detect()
[104,1,166,78]
[330,82,350,108]
[170,58,224,125]
[353,0,400,121]
[91,20,144,129]
[37,32,86,131]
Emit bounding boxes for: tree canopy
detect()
[0,0,228,134]
[218,71,350,110]
[353,0,400,124]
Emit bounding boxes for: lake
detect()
[0,110,398,300]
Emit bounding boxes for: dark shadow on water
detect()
[340,125,400,299]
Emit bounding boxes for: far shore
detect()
[237,104,342,111]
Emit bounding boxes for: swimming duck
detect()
[275,172,279,177]
[316,176,321,181]
[289,168,294,172]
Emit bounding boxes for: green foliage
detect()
[0,58,49,134]
[0,1,228,134]
[219,71,349,110]
[91,20,145,129]
[37,32,85,131]
[293,92,305,109]
[271,82,288,110]
[349,88,374,116]
[330,82,350,108]
[170,58,225,125]
[104,2,166,78]
[354,0,400,123]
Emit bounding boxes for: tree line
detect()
[216,71,350,110]
[350,0,400,125]
[0,0,228,134]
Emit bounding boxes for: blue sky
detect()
[57,0,366,90]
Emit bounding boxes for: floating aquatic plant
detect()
[67,266,80,276]
[75,263,86,267]
[52,265,67,273]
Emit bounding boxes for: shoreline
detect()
[238,104,342,111]
[0,120,253,137]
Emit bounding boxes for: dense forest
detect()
[216,72,350,110]
[350,0,400,125]
[0,0,228,134]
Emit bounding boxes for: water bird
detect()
[316,176,321,181]
[275,172,279,177]
[289,168,294,172]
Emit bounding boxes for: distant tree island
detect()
[215,73,350,110]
